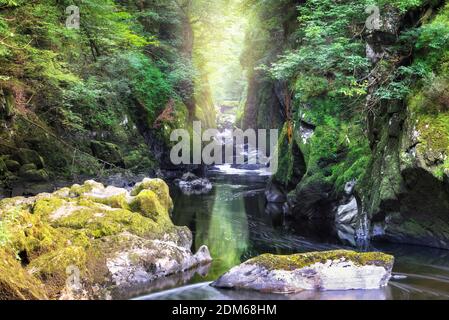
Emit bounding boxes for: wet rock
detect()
[334,181,362,246]
[181,172,199,182]
[335,197,359,225]
[213,250,394,293]
[265,182,286,203]
[176,172,212,195]
[291,180,335,220]
[298,120,316,144]
[106,234,212,287]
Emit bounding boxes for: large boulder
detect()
[0,178,212,300]
[212,250,394,293]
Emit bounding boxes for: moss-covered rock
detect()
[18,164,49,182]
[0,178,211,300]
[213,250,394,293]
[90,141,125,168]
[4,159,20,172]
[0,248,47,300]
[249,250,394,271]
[14,148,45,169]
[130,178,173,211]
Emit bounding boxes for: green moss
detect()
[28,246,87,277]
[69,182,97,197]
[32,197,66,217]
[52,201,168,239]
[88,193,130,210]
[0,176,178,299]
[26,246,88,298]
[416,114,449,159]
[250,250,394,271]
[274,124,294,185]
[5,207,65,258]
[129,190,169,222]
[130,178,173,211]
[0,248,48,300]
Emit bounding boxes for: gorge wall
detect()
[0,1,216,195]
[240,0,449,249]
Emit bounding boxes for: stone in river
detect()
[212,250,394,293]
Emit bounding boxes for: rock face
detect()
[361,5,449,249]
[212,250,394,293]
[265,182,287,203]
[0,178,211,300]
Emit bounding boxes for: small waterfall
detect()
[355,211,371,250]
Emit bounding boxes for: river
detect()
[3,164,449,300]
[133,166,449,300]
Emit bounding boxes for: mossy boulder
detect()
[0,178,211,300]
[0,157,7,175]
[213,250,394,293]
[18,164,49,182]
[131,178,173,211]
[0,248,47,300]
[90,141,125,168]
[4,159,20,172]
[14,148,45,169]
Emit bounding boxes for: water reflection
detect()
[140,282,391,300]
[141,173,449,300]
[171,179,251,281]
[196,183,249,280]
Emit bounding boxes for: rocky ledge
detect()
[0,178,211,300]
[212,250,394,293]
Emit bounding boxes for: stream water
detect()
[3,135,449,300]
[135,167,449,300]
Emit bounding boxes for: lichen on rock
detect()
[213,250,394,293]
[0,178,212,300]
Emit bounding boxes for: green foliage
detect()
[0,0,198,177]
[376,0,426,12]
[0,0,20,7]
[126,53,173,122]
[267,0,370,103]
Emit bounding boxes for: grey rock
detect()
[213,250,394,293]
[106,234,212,287]
[335,197,359,225]
[177,173,212,195]
[265,183,286,203]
